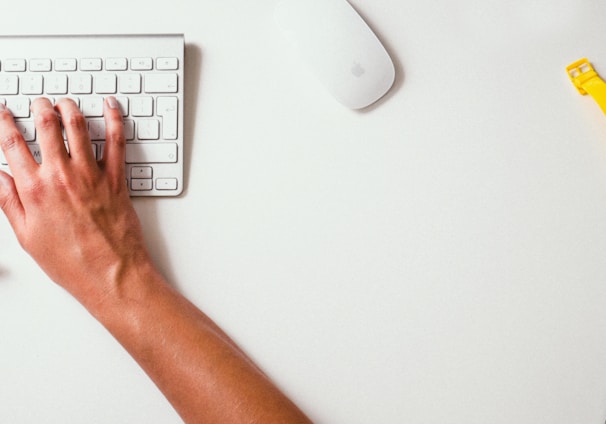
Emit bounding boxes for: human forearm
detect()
[93,260,311,423]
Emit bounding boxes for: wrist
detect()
[81,254,166,327]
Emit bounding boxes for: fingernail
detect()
[0,103,5,112]
[106,96,119,109]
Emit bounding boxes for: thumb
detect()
[0,171,25,233]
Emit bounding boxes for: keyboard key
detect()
[119,73,141,94]
[144,74,178,93]
[131,57,153,71]
[131,166,153,179]
[71,74,93,94]
[115,96,129,116]
[82,96,104,117]
[95,73,117,94]
[0,75,18,94]
[21,74,43,95]
[46,74,68,94]
[55,58,77,71]
[137,119,160,139]
[156,57,179,70]
[157,96,178,139]
[81,58,102,71]
[30,59,52,72]
[6,97,30,118]
[156,178,178,190]
[125,143,177,163]
[4,59,26,72]
[106,57,127,71]
[124,119,135,140]
[131,178,153,191]
[131,96,153,117]
[15,120,35,141]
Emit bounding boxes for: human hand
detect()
[0,97,150,309]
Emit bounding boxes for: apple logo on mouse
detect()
[351,61,365,78]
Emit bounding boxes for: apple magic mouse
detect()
[274,0,396,109]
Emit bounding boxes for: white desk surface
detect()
[1,1,606,423]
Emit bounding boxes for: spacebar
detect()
[125,143,177,163]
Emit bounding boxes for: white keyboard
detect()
[0,34,185,196]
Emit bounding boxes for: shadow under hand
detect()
[0,265,11,282]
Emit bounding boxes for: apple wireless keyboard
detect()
[0,34,185,196]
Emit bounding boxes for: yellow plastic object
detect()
[566,58,606,115]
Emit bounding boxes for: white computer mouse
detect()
[274,0,395,109]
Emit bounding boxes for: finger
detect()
[31,97,69,165]
[54,98,95,165]
[101,97,126,186]
[0,170,25,236]
[0,104,37,181]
